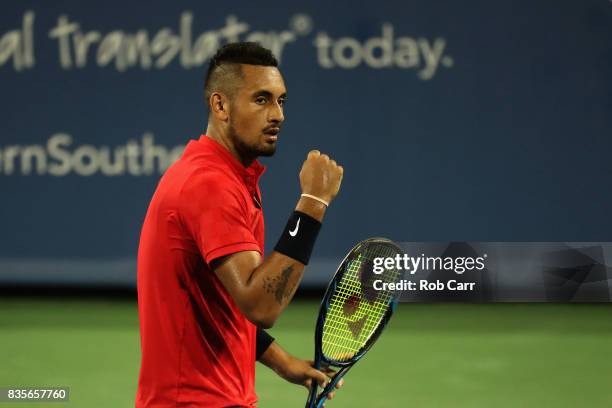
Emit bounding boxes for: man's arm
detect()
[212,150,343,328]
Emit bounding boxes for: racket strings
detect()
[322,246,397,359]
[321,242,401,362]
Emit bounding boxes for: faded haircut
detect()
[204,42,279,109]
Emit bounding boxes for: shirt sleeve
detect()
[180,170,261,264]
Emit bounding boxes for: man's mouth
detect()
[263,127,280,142]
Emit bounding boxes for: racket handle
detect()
[315,367,350,408]
[305,382,318,408]
[306,353,323,408]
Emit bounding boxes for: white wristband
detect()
[301,193,329,207]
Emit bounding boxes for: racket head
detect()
[314,237,404,367]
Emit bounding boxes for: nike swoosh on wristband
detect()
[289,217,301,237]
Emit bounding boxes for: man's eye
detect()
[279,99,286,106]
[255,97,267,104]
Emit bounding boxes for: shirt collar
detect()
[197,135,266,186]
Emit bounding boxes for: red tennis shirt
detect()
[136,135,265,407]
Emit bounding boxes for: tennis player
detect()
[136,42,344,407]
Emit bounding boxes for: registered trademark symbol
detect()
[290,14,313,36]
[442,56,454,67]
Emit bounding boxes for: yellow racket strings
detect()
[321,243,401,362]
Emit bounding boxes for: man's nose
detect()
[268,102,284,123]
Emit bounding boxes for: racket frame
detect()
[305,238,402,408]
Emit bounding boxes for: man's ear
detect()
[210,92,229,122]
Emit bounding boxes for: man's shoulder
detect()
[178,162,242,201]
[164,147,231,184]
[149,154,231,206]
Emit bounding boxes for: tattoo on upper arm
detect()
[263,264,296,305]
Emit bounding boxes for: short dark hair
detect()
[204,42,279,107]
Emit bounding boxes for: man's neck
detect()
[206,125,254,168]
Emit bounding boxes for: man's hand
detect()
[276,355,344,398]
[299,150,344,205]
[260,341,345,405]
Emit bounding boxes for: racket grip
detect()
[305,382,318,408]
[315,368,349,408]
[306,353,322,408]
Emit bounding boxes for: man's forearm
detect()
[241,197,327,325]
[258,339,290,374]
[212,150,342,328]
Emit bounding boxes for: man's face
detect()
[227,65,287,159]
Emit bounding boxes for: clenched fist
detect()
[299,150,343,205]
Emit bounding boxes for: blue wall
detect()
[1,0,611,285]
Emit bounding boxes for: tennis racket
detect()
[305,237,404,408]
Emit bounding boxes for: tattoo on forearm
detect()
[263,264,296,304]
